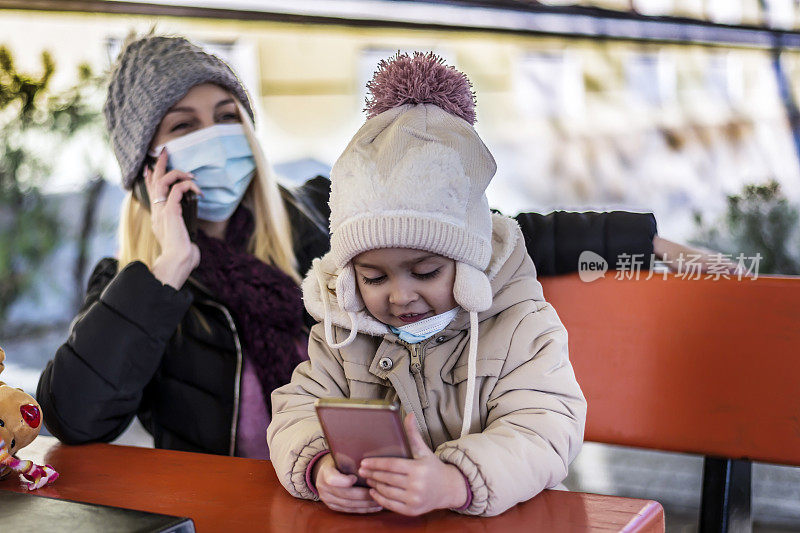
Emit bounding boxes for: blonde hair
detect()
[117,97,301,284]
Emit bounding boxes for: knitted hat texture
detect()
[103,35,255,189]
[328,52,496,314]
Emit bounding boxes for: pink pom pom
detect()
[365,52,476,125]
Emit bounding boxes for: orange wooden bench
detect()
[540,273,800,533]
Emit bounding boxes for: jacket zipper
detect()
[400,340,430,408]
[188,277,244,457]
[203,300,243,457]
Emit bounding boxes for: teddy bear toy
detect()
[0,346,58,490]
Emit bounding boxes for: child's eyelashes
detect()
[413,268,441,280]
[359,268,440,285]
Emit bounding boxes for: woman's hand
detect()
[359,413,468,516]
[145,149,202,289]
[312,454,382,514]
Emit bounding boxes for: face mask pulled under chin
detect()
[389,307,460,344]
[149,123,256,222]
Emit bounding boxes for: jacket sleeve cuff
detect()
[437,445,489,516]
[305,450,330,498]
[289,436,329,500]
[452,471,474,512]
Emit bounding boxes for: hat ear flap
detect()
[453,262,492,313]
[335,262,364,313]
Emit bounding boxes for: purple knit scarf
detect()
[194,205,304,411]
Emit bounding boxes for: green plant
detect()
[0,46,102,331]
[692,180,800,275]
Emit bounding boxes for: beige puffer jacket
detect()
[268,214,587,517]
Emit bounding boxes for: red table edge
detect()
[621,500,665,532]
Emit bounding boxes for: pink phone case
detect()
[315,399,412,487]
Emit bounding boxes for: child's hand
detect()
[313,454,382,514]
[359,413,468,516]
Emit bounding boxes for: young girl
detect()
[267,52,586,517]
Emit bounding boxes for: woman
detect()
[36,35,671,458]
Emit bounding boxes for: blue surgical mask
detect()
[389,307,460,344]
[151,124,256,222]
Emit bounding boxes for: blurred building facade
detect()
[2,2,799,222]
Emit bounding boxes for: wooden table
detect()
[2,436,664,532]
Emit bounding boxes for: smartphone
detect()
[315,398,412,487]
[137,155,198,242]
[179,190,198,242]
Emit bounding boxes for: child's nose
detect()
[389,282,417,306]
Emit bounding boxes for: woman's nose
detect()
[198,113,217,129]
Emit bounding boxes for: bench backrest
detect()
[539,273,800,466]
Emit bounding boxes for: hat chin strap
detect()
[460,310,479,438]
[315,262,359,349]
[454,262,492,439]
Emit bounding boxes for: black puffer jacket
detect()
[37,176,656,455]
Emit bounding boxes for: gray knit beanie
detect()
[104,35,255,190]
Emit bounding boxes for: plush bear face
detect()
[0,385,42,455]
[0,347,42,455]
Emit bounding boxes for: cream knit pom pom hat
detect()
[327,52,496,326]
